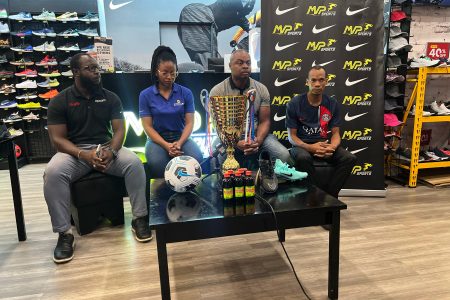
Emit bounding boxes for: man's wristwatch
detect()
[108,147,118,159]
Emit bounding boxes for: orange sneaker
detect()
[38,89,59,99]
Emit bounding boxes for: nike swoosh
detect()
[345,42,368,51]
[346,7,369,16]
[275,6,298,15]
[275,42,298,51]
[274,77,297,87]
[274,113,286,122]
[312,59,335,67]
[344,112,369,121]
[349,147,368,155]
[345,77,368,86]
[109,0,134,10]
[177,170,191,177]
[312,24,336,34]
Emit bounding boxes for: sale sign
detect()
[427,42,449,59]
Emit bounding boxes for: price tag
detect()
[426,42,449,59]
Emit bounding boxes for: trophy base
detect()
[222,156,240,173]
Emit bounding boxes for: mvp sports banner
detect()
[261,0,385,195]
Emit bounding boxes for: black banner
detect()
[261,0,385,193]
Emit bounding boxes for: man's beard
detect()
[80,76,101,92]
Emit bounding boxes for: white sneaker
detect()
[61,70,73,77]
[438,102,450,114]
[33,41,56,52]
[15,80,37,89]
[56,12,78,22]
[0,21,9,33]
[430,101,450,115]
[22,112,39,120]
[410,105,432,116]
[410,57,441,68]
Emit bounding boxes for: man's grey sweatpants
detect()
[43,145,148,233]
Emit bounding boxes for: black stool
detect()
[70,171,127,235]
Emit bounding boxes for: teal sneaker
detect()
[274,159,308,181]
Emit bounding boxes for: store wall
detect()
[403,6,450,148]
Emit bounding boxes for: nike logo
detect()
[346,7,369,16]
[312,24,336,34]
[345,77,368,86]
[275,6,298,15]
[312,59,335,67]
[349,147,368,155]
[275,42,298,51]
[274,113,286,122]
[345,42,368,51]
[109,0,134,10]
[177,170,191,177]
[344,112,368,121]
[274,77,297,87]
[280,172,293,177]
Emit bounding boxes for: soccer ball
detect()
[164,156,202,193]
[166,192,201,222]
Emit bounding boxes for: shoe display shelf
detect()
[389,66,450,187]
[5,8,99,162]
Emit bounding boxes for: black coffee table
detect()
[149,176,347,299]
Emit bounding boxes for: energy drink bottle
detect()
[222,173,234,217]
[244,171,255,214]
[234,173,245,215]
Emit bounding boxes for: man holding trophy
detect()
[209,49,305,193]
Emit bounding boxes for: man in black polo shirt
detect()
[44,53,151,264]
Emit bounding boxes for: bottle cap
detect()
[245,170,252,176]
[235,172,242,177]
[224,173,230,178]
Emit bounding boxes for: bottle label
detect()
[245,186,255,196]
[235,186,244,198]
[223,188,233,199]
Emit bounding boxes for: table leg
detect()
[328,211,340,299]
[278,228,285,242]
[156,229,171,300]
[8,141,26,241]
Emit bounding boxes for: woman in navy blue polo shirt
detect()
[139,46,203,178]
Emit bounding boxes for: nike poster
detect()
[261,0,385,194]
[103,0,260,71]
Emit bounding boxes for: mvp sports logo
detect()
[271,95,298,106]
[272,130,288,140]
[343,59,373,71]
[273,23,303,35]
[326,74,336,87]
[306,39,337,51]
[342,93,373,106]
[342,128,373,141]
[351,163,373,176]
[306,3,337,16]
[343,23,373,36]
[272,58,302,71]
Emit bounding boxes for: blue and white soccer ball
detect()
[164,156,202,193]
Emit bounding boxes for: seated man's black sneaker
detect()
[256,150,278,193]
[53,232,75,264]
[131,216,153,242]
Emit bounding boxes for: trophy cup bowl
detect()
[209,95,246,172]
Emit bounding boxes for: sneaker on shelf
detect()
[15,80,37,89]
[410,57,441,68]
[32,27,56,37]
[33,9,56,22]
[10,58,34,66]
[0,9,8,19]
[8,12,32,21]
[2,111,22,123]
[395,147,425,162]
[39,89,58,99]
[0,38,9,47]
[11,44,33,53]
[17,101,41,109]
[432,148,450,160]
[56,12,78,22]
[53,232,75,264]
[57,43,80,51]
[34,41,56,52]
[35,55,58,66]
[430,101,450,115]
[78,28,99,37]
[8,127,24,137]
[81,44,95,52]
[56,28,79,37]
[0,21,8,33]
[37,78,59,88]
[0,69,13,78]
[59,56,72,66]
[38,70,61,77]
[131,217,153,242]
[79,12,99,22]
[423,150,442,161]
[419,150,434,162]
[16,92,37,100]
[14,68,37,77]
[274,159,308,181]
[256,150,278,193]
[0,84,16,94]
[0,54,7,63]
[61,70,73,77]
[437,102,450,114]
[441,148,450,156]
[385,73,405,83]
[22,112,39,120]
[11,28,32,37]
[0,124,11,140]
[0,99,17,108]
[409,105,432,116]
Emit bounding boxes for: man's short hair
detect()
[70,53,93,70]
[230,49,249,64]
[307,66,327,79]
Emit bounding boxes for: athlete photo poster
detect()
[103,0,261,71]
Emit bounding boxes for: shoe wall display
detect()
[0,3,100,166]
